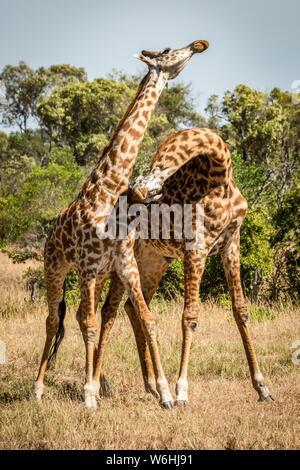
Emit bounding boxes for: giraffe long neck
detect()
[78,70,168,218]
[137,128,234,197]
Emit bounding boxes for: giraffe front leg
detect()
[78,277,100,408]
[124,299,159,399]
[92,273,124,397]
[221,233,275,403]
[116,258,173,408]
[91,275,116,398]
[175,250,206,406]
[175,307,198,406]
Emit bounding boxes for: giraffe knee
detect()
[77,318,98,342]
[233,307,248,325]
[189,321,197,331]
[147,322,156,336]
[86,328,97,344]
[140,317,156,338]
[183,307,199,332]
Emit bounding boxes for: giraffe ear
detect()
[133,53,156,67]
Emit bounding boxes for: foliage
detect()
[0,150,85,246]
[269,186,300,301]
[0,195,28,246]
[248,305,275,322]
[2,248,42,263]
[209,84,300,208]
[0,61,87,132]
[64,269,80,305]
[23,266,45,300]
[157,259,185,299]
[239,208,274,289]
[37,79,133,165]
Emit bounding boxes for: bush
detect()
[248,305,275,322]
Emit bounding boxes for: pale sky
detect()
[1,0,299,124]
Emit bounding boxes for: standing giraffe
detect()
[34,41,209,408]
[97,128,274,405]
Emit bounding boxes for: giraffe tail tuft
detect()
[47,282,67,369]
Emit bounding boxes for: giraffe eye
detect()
[162,48,171,55]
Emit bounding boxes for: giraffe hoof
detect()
[258,394,275,403]
[85,395,97,408]
[175,399,189,407]
[84,383,98,408]
[257,385,275,403]
[160,401,174,410]
[34,382,44,400]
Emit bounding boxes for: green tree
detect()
[37,79,134,165]
[205,94,222,130]
[220,85,285,164]
[270,185,300,301]
[0,61,47,131]
[208,85,300,208]
[0,61,87,132]
[0,151,84,247]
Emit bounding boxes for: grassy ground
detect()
[0,252,299,450]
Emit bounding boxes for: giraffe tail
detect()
[47,280,67,368]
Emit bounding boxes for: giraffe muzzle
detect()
[192,40,209,53]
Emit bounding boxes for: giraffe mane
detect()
[100,72,150,160]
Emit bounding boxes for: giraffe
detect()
[96,127,275,406]
[34,41,209,408]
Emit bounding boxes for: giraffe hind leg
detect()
[93,274,116,398]
[77,273,108,408]
[175,249,208,407]
[221,232,274,402]
[115,256,173,408]
[92,272,125,397]
[35,262,69,400]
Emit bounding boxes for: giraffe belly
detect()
[145,238,185,259]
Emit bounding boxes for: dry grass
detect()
[0,252,299,450]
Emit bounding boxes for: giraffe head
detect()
[128,170,168,203]
[134,40,209,80]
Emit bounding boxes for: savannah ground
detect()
[0,251,299,450]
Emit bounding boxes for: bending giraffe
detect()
[34,41,209,408]
[97,127,274,405]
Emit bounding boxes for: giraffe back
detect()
[139,128,247,258]
[151,128,233,187]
